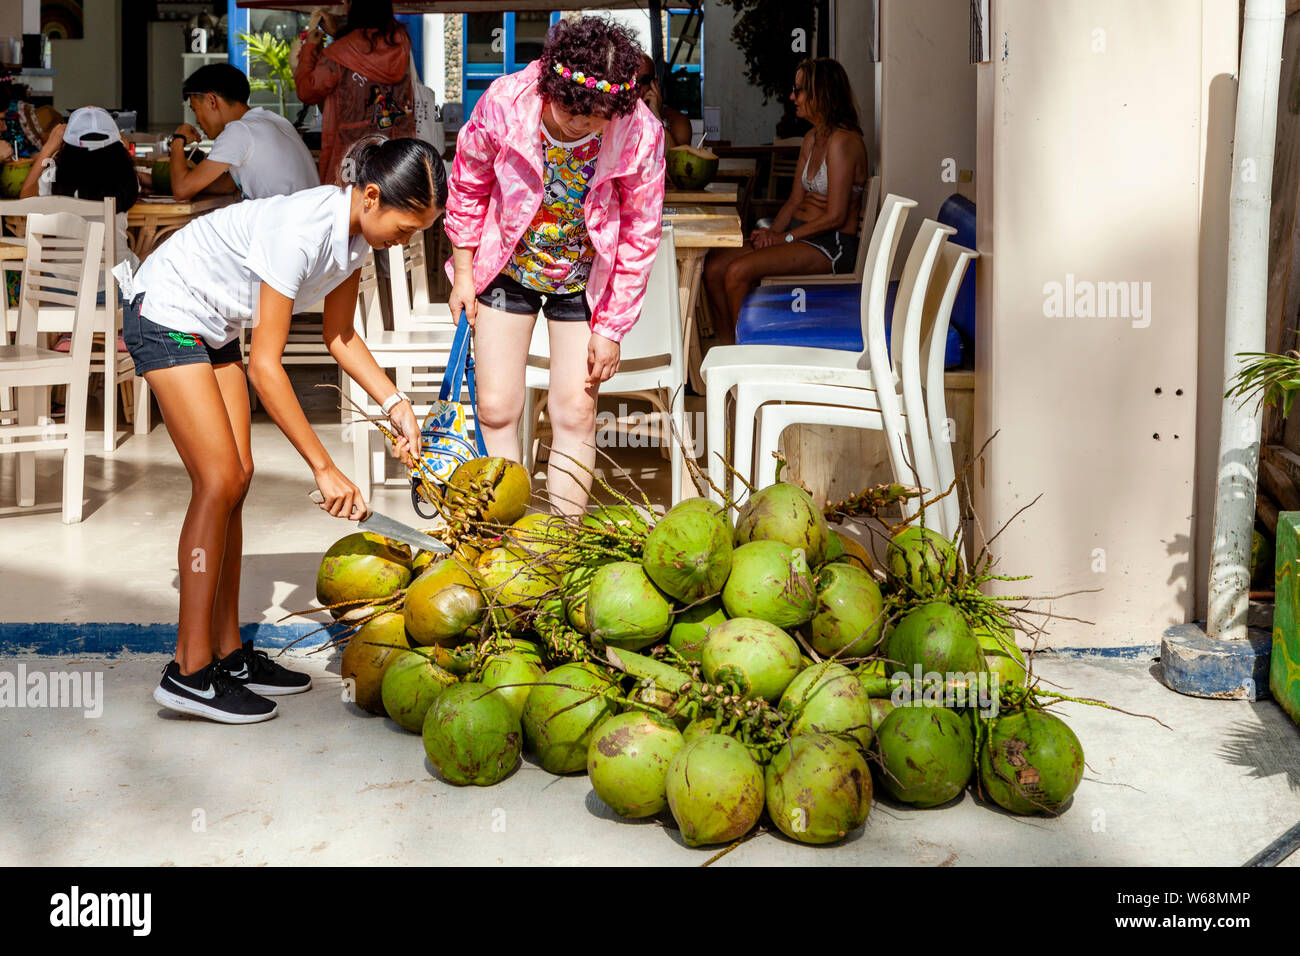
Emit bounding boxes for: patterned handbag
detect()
[410,311,487,519]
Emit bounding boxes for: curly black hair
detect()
[537,16,644,119]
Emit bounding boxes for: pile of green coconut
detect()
[309,456,1088,849]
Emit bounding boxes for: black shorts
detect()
[788,217,861,275]
[477,272,592,323]
[122,293,243,377]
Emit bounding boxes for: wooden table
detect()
[127,194,240,260]
[664,182,739,204]
[665,207,743,393]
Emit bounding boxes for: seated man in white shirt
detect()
[168,63,320,201]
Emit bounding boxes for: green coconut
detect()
[672,497,727,522]
[868,696,896,730]
[422,682,522,786]
[875,705,974,807]
[561,563,602,635]
[886,526,959,595]
[430,643,477,676]
[447,457,532,525]
[521,662,618,774]
[585,561,673,651]
[810,563,886,659]
[974,620,1028,690]
[779,662,875,751]
[765,734,872,844]
[474,546,560,633]
[507,513,569,558]
[380,648,458,733]
[641,505,733,603]
[733,482,831,567]
[316,533,412,619]
[722,541,817,629]
[666,145,718,190]
[479,650,546,722]
[887,601,981,676]
[682,717,718,742]
[700,618,802,703]
[339,611,412,715]
[668,597,728,663]
[979,709,1084,815]
[403,557,484,647]
[587,710,686,818]
[665,734,765,847]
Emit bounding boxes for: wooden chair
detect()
[764,138,804,199]
[0,212,105,522]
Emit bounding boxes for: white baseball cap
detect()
[62,107,122,151]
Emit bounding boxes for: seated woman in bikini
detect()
[703,57,869,345]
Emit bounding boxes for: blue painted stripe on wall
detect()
[0,622,351,656]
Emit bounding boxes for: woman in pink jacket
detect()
[444,17,665,515]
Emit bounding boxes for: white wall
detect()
[834,0,880,166]
[879,0,976,263]
[700,0,785,143]
[973,0,1234,649]
[49,0,121,113]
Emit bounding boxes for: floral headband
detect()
[552,61,636,93]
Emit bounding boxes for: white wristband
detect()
[380,391,410,416]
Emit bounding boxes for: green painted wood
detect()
[1271,512,1300,724]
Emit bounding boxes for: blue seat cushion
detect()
[736,281,964,367]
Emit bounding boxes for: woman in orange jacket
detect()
[294,0,417,186]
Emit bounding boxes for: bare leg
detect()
[143,362,252,676]
[703,245,752,346]
[544,320,600,517]
[471,303,538,461]
[724,244,832,333]
[209,360,254,662]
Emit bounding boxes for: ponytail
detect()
[340,136,447,214]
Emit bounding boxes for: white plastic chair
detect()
[0,212,104,523]
[384,232,457,409]
[752,240,978,538]
[520,225,689,505]
[700,193,917,504]
[732,219,954,515]
[0,196,148,451]
[760,175,881,287]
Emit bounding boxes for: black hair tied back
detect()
[340,136,447,214]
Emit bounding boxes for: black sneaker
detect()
[153,659,278,724]
[216,640,312,696]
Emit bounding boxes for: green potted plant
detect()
[239,32,296,117]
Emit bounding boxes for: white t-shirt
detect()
[132,185,368,348]
[206,107,319,199]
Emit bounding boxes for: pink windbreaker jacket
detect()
[443,60,666,343]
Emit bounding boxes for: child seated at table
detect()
[167,63,318,200]
[19,105,139,282]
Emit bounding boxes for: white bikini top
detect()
[801,152,866,199]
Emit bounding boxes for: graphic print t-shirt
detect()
[505,125,601,294]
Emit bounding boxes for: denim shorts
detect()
[477,272,592,323]
[121,293,243,377]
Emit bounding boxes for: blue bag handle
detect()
[410,310,487,518]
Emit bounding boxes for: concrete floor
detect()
[0,652,1296,866]
[2,367,1299,865]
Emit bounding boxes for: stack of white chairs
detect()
[701,192,977,540]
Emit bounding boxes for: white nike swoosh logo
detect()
[227,666,249,679]
[170,676,215,699]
